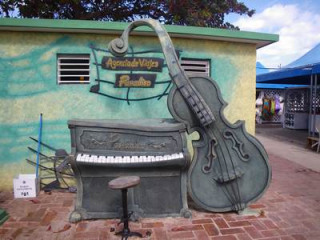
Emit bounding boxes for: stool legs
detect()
[115,188,142,240]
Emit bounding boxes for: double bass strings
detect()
[206,126,243,212]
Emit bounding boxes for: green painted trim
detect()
[0,18,278,48]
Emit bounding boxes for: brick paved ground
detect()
[0,153,320,240]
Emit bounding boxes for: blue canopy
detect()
[286,43,320,68]
[256,83,309,89]
[257,43,320,85]
[256,62,269,75]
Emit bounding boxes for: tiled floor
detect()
[1,152,320,240]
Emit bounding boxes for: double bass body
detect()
[168,75,271,212]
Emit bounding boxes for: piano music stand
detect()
[108,176,143,240]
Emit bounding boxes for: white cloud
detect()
[234,4,320,68]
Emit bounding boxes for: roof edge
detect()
[0,18,278,49]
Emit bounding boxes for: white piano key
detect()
[115,156,122,163]
[179,152,184,159]
[141,156,147,162]
[106,156,112,163]
[163,155,169,161]
[147,156,152,162]
[124,156,130,163]
[76,154,82,162]
[132,156,138,163]
[159,156,164,161]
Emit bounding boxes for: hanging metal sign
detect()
[114,74,156,88]
[101,57,164,72]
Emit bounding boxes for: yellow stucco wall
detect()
[0,31,256,190]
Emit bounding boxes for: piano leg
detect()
[180,169,192,218]
[69,210,82,223]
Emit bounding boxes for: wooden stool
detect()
[108,176,142,240]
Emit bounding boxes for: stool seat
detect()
[108,176,140,190]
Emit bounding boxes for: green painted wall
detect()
[0,31,256,190]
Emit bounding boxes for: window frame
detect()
[57,53,91,85]
[180,58,211,77]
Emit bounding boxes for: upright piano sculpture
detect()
[69,119,191,222]
[69,19,271,222]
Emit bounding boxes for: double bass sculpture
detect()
[108,19,271,213]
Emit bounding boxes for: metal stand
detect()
[115,189,142,240]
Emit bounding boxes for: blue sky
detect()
[228,0,320,68]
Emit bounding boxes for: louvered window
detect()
[57,54,90,84]
[181,58,210,76]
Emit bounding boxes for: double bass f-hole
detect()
[202,133,217,173]
[224,130,250,161]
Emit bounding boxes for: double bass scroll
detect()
[108,20,215,127]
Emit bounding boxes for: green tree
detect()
[0,0,254,29]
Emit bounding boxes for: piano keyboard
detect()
[76,152,184,164]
